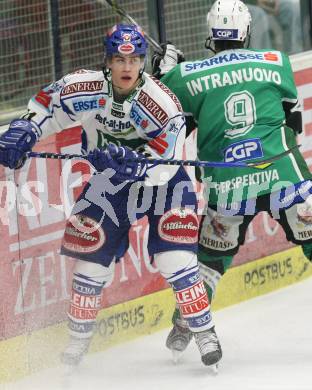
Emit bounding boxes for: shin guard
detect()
[68,274,103,338]
[170,269,213,332]
[67,260,113,339]
[155,251,213,332]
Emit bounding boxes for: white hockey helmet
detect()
[207,0,251,42]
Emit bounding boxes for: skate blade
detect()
[61,362,78,377]
[171,350,183,364]
[208,363,219,375]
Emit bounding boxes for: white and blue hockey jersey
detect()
[26,69,187,185]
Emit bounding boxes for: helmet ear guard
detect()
[205,0,251,52]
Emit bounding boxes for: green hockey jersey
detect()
[161,49,310,206]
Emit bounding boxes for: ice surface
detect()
[3,277,312,390]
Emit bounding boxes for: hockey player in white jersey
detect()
[0,24,222,370]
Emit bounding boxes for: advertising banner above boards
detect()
[0,52,312,382]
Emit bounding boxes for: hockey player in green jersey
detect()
[152,0,312,359]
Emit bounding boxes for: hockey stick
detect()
[26,146,298,169]
[96,0,164,54]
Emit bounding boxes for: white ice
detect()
[3,277,312,390]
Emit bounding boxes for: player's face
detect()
[109,54,144,93]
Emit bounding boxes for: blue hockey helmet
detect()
[104,24,148,57]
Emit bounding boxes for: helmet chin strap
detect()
[204,37,216,54]
[204,36,249,53]
[244,33,251,49]
[103,66,110,81]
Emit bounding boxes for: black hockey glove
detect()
[151,42,185,79]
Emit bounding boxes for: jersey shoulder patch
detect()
[61,70,105,97]
[142,75,183,113]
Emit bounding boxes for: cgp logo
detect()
[224,138,263,162]
[212,28,238,39]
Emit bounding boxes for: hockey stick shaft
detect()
[26,146,298,169]
[98,0,163,53]
[26,150,252,168]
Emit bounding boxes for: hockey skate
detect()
[166,318,193,363]
[61,336,91,374]
[194,326,222,373]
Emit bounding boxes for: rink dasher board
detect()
[1,245,311,383]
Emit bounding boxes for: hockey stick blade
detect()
[26,145,298,169]
[100,0,163,53]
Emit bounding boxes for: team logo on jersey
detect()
[158,208,198,244]
[62,215,105,253]
[168,122,179,134]
[72,96,106,112]
[223,138,263,162]
[50,81,63,92]
[212,28,238,39]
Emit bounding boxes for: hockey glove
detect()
[152,42,185,78]
[87,144,148,183]
[107,144,148,183]
[86,148,110,172]
[0,119,38,169]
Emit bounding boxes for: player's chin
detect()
[120,78,135,89]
